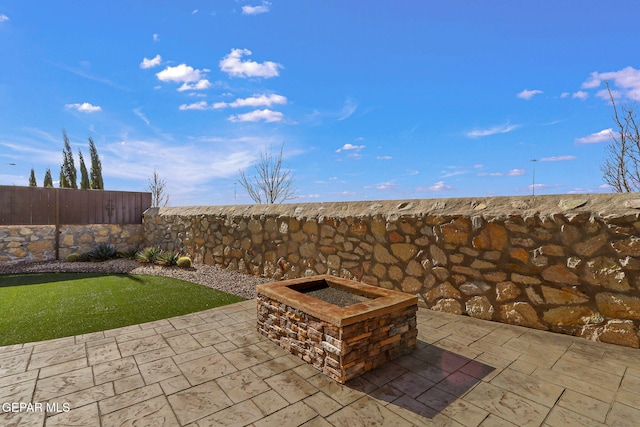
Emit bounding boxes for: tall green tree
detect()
[61,130,77,188]
[29,168,37,187]
[79,149,90,189]
[59,168,69,188]
[43,168,53,188]
[88,137,104,189]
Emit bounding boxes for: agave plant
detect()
[155,251,180,266]
[118,247,139,260]
[135,247,161,263]
[86,243,119,262]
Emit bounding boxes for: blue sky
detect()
[1,1,640,206]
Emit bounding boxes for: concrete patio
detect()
[1,300,639,426]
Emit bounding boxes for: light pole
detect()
[530,159,538,196]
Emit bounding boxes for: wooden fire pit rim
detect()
[256,274,418,326]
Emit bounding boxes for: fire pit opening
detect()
[257,275,418,383]
[289,280,376,307]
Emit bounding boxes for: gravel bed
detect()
[0,259,271,300]
[303,286,373,307]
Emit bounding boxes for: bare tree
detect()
[238,144,296,204]
[147,169,170,207]
[601,81,640,192]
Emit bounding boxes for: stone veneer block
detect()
[256,275,418,384]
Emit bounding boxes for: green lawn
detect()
[0,273,245,346]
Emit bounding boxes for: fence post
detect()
[55,189,60,260]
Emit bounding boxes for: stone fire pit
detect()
[256,275,418,383]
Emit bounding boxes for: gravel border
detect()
[0,259,271,300]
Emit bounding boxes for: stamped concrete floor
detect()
[1,300,640,426]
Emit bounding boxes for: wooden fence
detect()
[0,186,152,225]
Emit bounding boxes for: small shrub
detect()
[156,251,180,266]
[118,248,139,260]
[176,256,192,268]
[87,243,119,262]
[66,253,80,262]
[77,252,91,262]
[136,247,161,263]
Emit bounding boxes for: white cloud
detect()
[228,109,283,122]
[375,182,396,190]
[596,88,622,100]
[306,99,359,124]
[568,187,596,194]
[215,94,287,109]
[153,34,159,42]
[178,79,212,92]
[133,108,150,125]
[539,155,576,162]
[242,1,271,15]
[219,48,282,78]
[140,54,162,69]
[528,183,550,191]
[156,64,208,83]
[65,102,102,113]
[233,93,286,107]
[336,144,365,153]
[517,89,543,100]
[337,98,357,121]
[575,128,614,144]
[377,156,392,160]
[179,101,209,111]
[560,92,570,98]
[99,136,280,204]
[0,14,8,22]
[507,169,526,176]
[417,181,452,192]
[212,102,228,109]
[192,9,198,14]
[582,66,640,100]
[440,170,468,178]
[467,124,519,138]
[572,91,588,100]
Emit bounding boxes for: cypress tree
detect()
[79,149,90,189]
[29,168,37,187]
[61,130,77,189]
[89,137,104,189]
[43,168,53,188]
[59,167,69,188]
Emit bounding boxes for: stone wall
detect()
[0,224,144,262]
[144,194,640,348]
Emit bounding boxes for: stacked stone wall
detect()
[144,194,640,348]
[257,294,418,383]
[0,224,144,262]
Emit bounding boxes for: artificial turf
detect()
[0,273,245,346]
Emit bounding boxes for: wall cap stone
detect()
[146,193,640,219]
